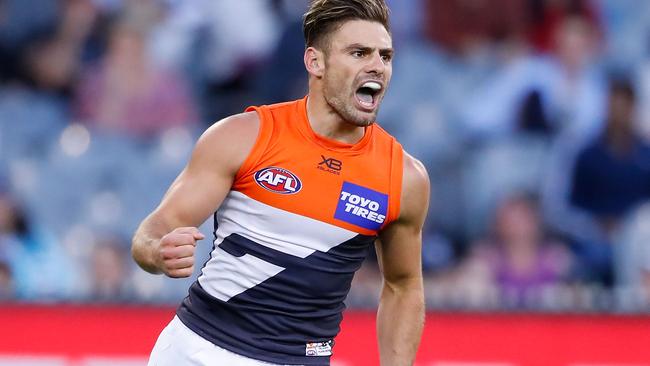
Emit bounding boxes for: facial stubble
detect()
[321,60,379,127]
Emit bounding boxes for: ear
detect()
[304,46,324,78]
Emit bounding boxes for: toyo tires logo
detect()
[334,181,388,230]
[254,167,302,194]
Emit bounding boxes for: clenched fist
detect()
[155,227,205,278]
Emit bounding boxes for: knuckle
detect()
[174,233,189,245]
[180,258,194,269]
[160,235,177,248]
[159,247,172,260]
[186,266,195,276]
[169,268,191,278]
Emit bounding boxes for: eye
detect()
[381,54,392,63]
[352,50,365,58]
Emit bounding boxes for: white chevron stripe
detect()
[215,191,357,258]
[198,190,358,301]
[198,246,284,301]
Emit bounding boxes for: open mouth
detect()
[355,81,382,110]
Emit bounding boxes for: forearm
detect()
[376,279,425,366]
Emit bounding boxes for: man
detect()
[568,78,650,285]
[132,0,429,365]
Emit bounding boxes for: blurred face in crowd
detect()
[313,20,393,127]
[108,24,146,70]
[0,262,13,299]
[0,196,16,234]
[554,16,597,71]
[608,87,635,129]
[25,38,77,90]
[495,197,541,246]
[91,242,127,297]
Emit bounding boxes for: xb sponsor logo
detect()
[317,155,342,175]
[254,167,302,194]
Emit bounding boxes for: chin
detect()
[326,95,379,126]
[350,115,376,127]
[342,109,377,127]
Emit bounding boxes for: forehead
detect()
[328,20,392,50]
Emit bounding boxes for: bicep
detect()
[376,154,430,284]
[375,220,423,285]
[149,112,259,229]
[154,162,233,229]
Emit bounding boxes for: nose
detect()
[365,51,386,75]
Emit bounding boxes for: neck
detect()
[605,122,635,156]
[305,90,366,144]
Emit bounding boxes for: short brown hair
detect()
[303,0,390,50]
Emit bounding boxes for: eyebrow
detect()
[345,43,394,55]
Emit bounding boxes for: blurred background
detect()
[1,0,650,317]
[3,0,650,364]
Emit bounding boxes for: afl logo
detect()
[254,167,302,194]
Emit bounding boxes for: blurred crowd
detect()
[1,0,649,312]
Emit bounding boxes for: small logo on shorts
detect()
[254,167,302,194]
[306,340,333,356]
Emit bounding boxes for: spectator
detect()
[458,193,573,308]
[424,0,528,55]
[149,0,280,121]
[0,0,59,83]
[75,19,197,137]
[570,79,650,223]
[616,202,650,309]
[6,0,101,95]
[527,0,601,52]
[19,30,80,97]
[88,235,132,301]
[460,15,607,141]
[249,16,307,106]
[0,260,14,300]
[567,78,650,285]
[0,191,80,300]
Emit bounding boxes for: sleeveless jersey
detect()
[177,97,404,365]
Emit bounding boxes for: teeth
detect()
[362,81,381,91]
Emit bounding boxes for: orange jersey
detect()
[236,96,403,234]
[178,96,404,365]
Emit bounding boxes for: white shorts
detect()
[147,316,302,366]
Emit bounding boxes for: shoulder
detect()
[402,152,429,193]
[189,111,260,175]
[397,152,430,225]
[201,110,260,144]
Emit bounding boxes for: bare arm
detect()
[131,112,259,277]
[376,153,430,366]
